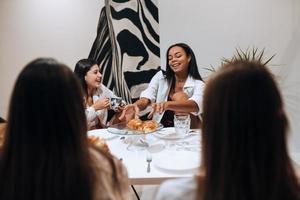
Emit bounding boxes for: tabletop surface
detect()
[88,127,201,185]
[88,128,300,185]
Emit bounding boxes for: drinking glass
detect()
[174,114,190,138]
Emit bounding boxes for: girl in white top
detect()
[74,59,125,129]
[120,43,205,128]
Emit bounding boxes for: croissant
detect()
[142,120,158,133]
[126,119,158,133]
[126,118,143,130]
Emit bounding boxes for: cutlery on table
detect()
[146,154,152,173]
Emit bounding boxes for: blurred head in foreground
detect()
[0,58,94,199]
[200,50,300,200]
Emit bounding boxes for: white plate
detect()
[152,127,198,140]
[140,134,159,145]
[140,134,166,146]
[88,129,118,140]
[154,151,200,171]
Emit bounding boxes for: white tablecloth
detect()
[88,128,201,185]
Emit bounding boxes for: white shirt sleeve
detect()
[85,86,113,128]
[94,85,117,125]
[140,71,163,102]
[100,84,118,99]
[188,80,205,116]
[85,106,98,127]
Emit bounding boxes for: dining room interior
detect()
[0,0,300,199]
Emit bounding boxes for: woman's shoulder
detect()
[89,147,129,182]
[155,177,198,200]
[185,76,205,89]
[89,147,123,172]
[189,76,205,84]
[93,85,115,98]
[148,70,167,85]
[153,70,166,79]
[196,79,205,88]
[89,147,130,200]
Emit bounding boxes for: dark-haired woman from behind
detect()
[0,58,130,200]
[155,57,300,200]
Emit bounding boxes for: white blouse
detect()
[85,84,119,129]
[140,71,205,122]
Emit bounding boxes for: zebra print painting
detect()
[89,0,160,103]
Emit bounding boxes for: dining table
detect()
[88,127,202,185]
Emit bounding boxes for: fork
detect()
[146,154,152,173]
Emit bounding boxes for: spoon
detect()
[146,154,152,173]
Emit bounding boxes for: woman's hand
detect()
[119,104,140,121]
[114,107,123,113]
[113,103,125,113]
[92,98,110,110]
[147,101,169,119]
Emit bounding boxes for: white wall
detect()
[0,0,102,117]
[1,0,300,151]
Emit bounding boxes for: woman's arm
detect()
[85,97,110,128]
[118,97,151,120]
[148,91,198,118]
[151,80,205,116]
[91,98,110,111]
[148,99,198,118]
[134,97,151,111]
[167,91,199,113]
[188,80,205,115]
[139,71,162,103]
[119,71,163,120]
[86,106,96,119]
[165,100,198,113]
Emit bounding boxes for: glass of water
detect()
[174,114,190,138]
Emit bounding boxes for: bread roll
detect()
[126,119,158,133]
[142,120,158,133]
[126,119,143,130]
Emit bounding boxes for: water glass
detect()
[174,114,190,138]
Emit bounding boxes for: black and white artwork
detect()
[89,0,160,103]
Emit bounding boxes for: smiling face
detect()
[85,64,102,90]
[168,46,191,74]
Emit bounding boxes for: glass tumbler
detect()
[174,114,190,138]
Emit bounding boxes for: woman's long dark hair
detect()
[199,60,300,200]
[74,58,98,97]
[0,58,96,200]
[165,43,203,86]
